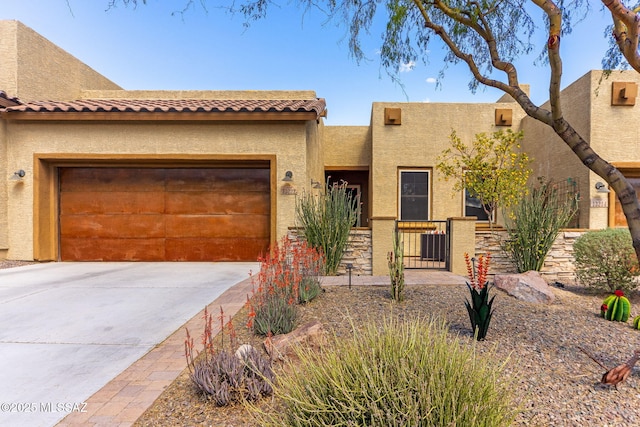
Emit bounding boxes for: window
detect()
[463,170,492,222]
[399,170,430,220]
[465,189,491,221]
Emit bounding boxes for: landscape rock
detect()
[494,271,555,304]
[263,320,325,361]
[235,343,258,361]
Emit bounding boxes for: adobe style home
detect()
[0,20,637,277]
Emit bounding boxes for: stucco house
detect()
[1,20,638,277]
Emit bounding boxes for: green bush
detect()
[252,294,298,336]
[574,228,640,293]
[248,237,325,336]
[298,276,322,304]
[253,317,520,427]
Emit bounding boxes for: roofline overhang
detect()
[0,110,325,121]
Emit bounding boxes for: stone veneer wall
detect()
[288,228,372,276]
[289,227,584,283]
[475,230,586,284]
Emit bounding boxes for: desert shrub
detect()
[253,317,520,426]
[247,237,325,336]
[298,276,322,304]
[185,307,275,406]
[296,179,359,275]
[573,228,640,293]
[502,178,577,272]
[251,294,298,336]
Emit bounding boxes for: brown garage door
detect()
[59,167,270,261]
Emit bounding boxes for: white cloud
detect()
[425,77,437,84]
[399,61,416,73]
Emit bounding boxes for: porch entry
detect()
[395,220,450,270]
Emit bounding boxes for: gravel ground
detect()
[0,260,39,269]
[134,281,640,427]
[5,260,637,425]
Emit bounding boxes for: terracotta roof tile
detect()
[1,98,327,118]
[0,91,22,107]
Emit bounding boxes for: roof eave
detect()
[0,110,324,121]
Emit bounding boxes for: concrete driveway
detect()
[0,262,257,427]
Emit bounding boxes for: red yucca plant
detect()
[185,306,275,406]
[463,252,495,341]
[247,236,325,336]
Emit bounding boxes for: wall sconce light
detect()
[311,179,322,189]
[595,182,610,193]
[10,170,25,180]
[282,170,293,182]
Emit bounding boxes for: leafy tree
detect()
[436,129,531,226]
[107,0,640,263]
[602,1,640,72]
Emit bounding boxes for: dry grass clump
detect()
[252,316,520,427]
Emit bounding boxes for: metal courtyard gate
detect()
[396,220,450,270]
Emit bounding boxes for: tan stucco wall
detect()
[305,119,325,195]
[0,21,121,101]
[4,119,316,260]
[368,101,526,274]
[448,217,477,275]
[322,126,371,167]
[0,119,8,256]
[520,73,592,228]
[521,70,640,229]
[0,22,18,97]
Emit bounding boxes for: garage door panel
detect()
[60,168,166,192]
[60,238,165,261]
[165,214,269,238]
[59,166,270,261]
[165,168,269,192]
[60,215,165,238]
[60,192,165,215]
[166,238,269,261]
[165,192,269,215]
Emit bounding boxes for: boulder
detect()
[263,320,326,361]
[494,271,555,304]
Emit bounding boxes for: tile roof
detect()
[0,91,22,107]
[1,98,327,118]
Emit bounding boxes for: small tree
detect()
[436,129,531,226]
[296,180,359,275]
[502,178,578,272]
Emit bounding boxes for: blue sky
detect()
[0,1,617,125]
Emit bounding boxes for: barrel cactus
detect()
[601,290,631,322]
[634,315,640,330]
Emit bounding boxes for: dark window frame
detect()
[398,169,430,221]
